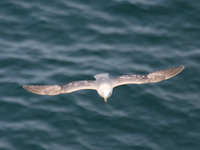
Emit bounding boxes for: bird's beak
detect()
[104,98,107,103]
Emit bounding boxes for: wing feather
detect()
[112,66,184,87]
[23,80,96,95]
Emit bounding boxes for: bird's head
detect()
[97,84,113,103]
[101,89,112,103]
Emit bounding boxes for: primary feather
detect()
[112,66,184,87]
[23,80,96,95]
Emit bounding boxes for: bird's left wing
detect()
[112,66,184,87]
[23,80,96,95]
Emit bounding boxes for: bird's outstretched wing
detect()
[23,80,96,95]
[112,66,184,87]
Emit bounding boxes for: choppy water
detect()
[0,0,200,150]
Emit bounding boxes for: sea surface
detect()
[0,0,200,150]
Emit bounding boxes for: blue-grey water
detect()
[0,0,200,150]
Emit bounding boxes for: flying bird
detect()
[23,66,184,103]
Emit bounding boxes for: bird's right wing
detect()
[112,66,184,87]
[23,80,96,95]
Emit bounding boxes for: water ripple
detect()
[0,0,200,149]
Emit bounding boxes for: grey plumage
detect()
[23,66,184,102]
[112,66,185,87]
[23,80,96,95]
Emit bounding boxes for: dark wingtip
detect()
[162,66,185,79]
[23,85,43,95]
[23,85,28,89]
[179,66,185,70]
[23,85,29,91]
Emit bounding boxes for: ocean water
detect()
[0,0,200,150]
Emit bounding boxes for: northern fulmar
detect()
[23,66,184,103]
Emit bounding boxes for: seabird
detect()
[23,66,184,103]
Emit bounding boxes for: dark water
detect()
[0,0,200,150]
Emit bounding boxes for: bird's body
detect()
[94,73,113,102]
[23,66,184,103]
